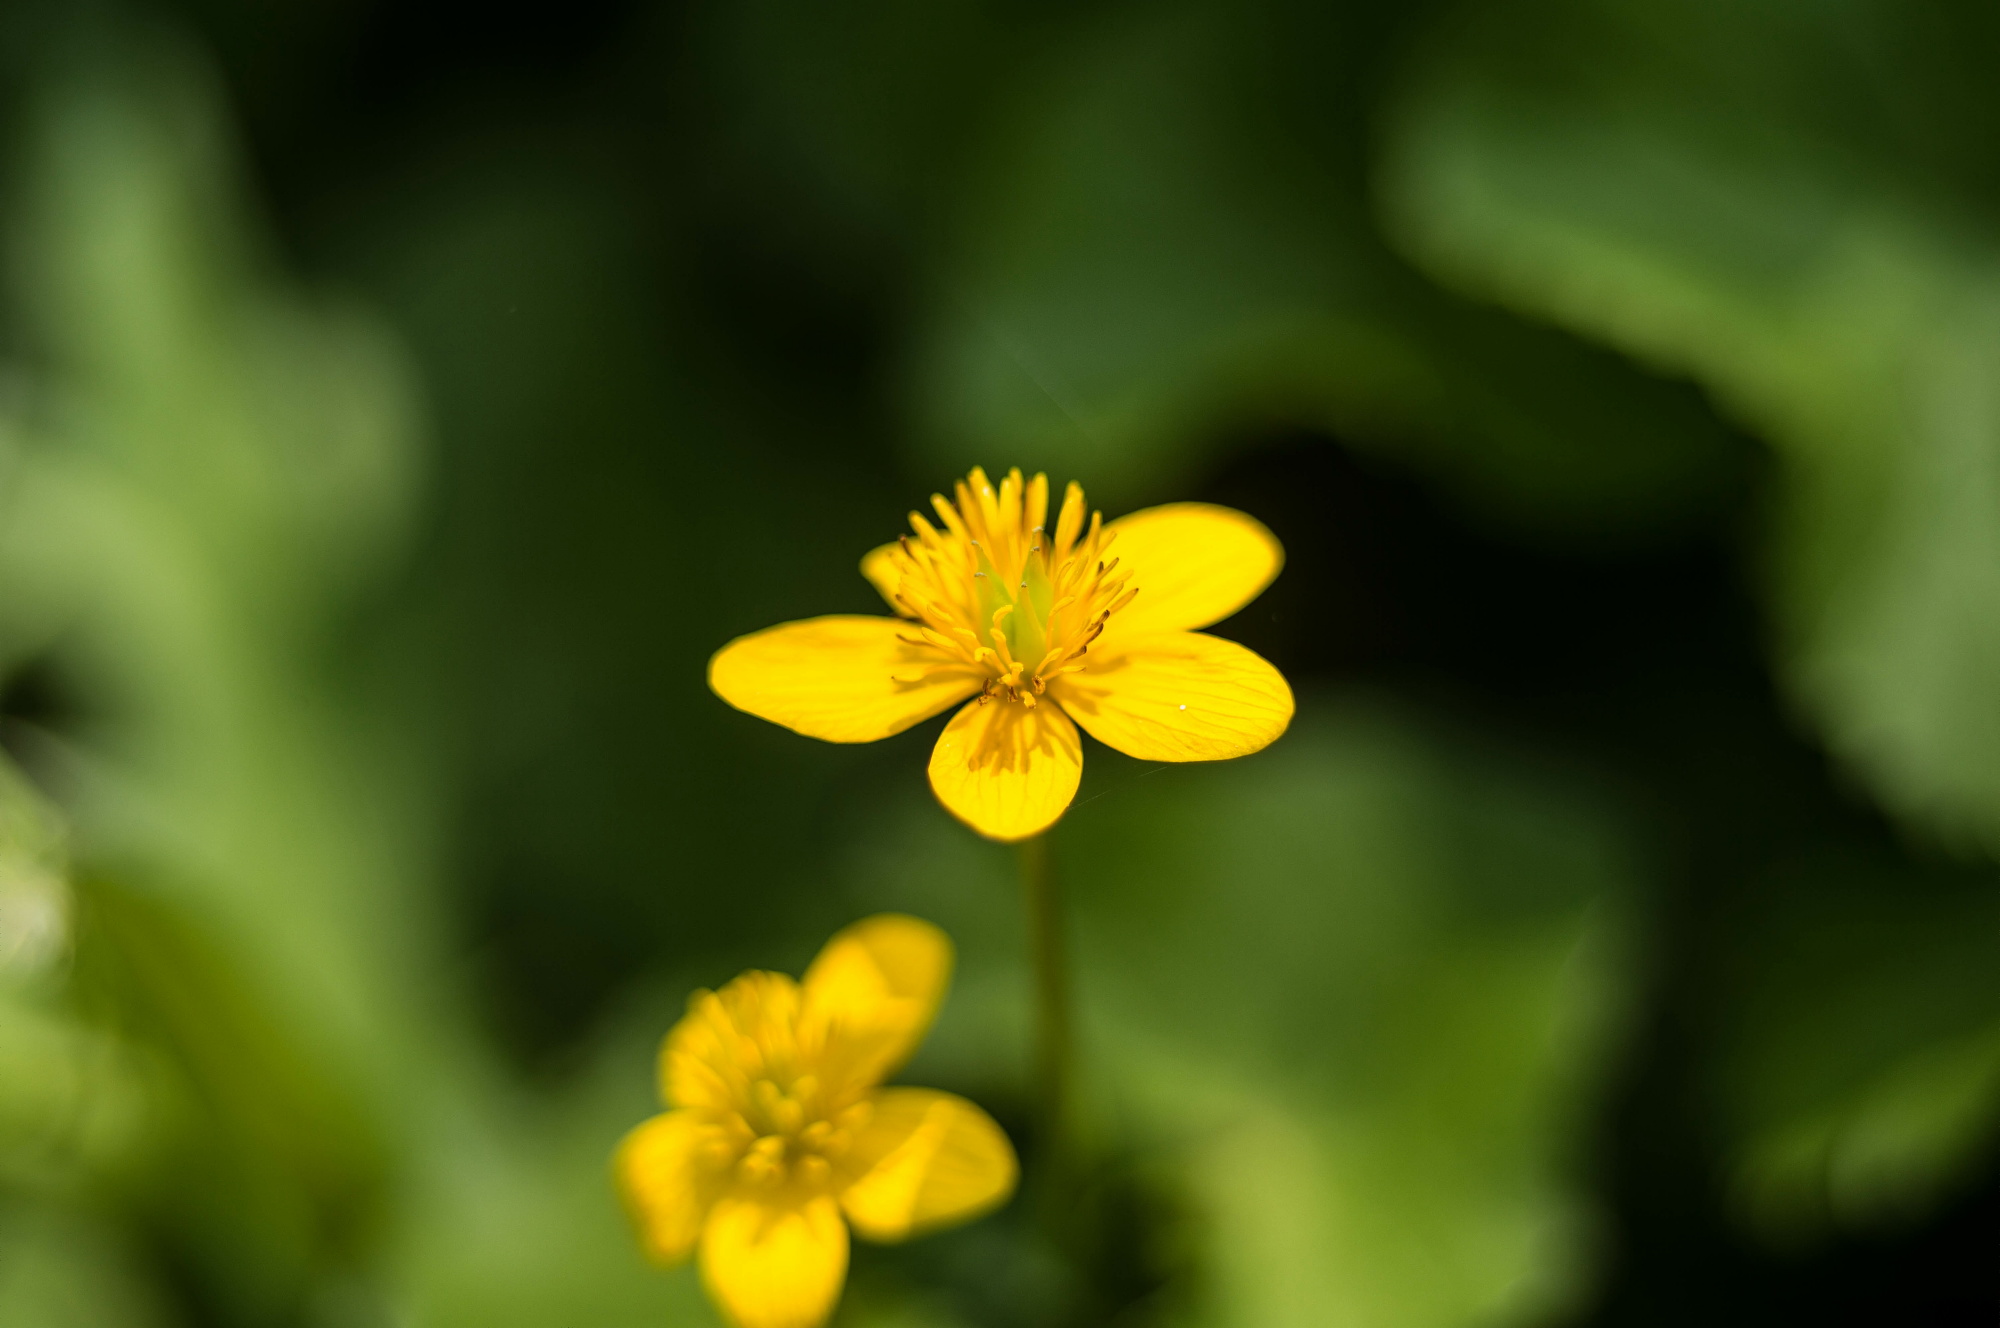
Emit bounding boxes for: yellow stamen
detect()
[873,469,1136,706]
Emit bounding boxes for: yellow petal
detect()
[615,1110,731,1264]
[1104,502,1283,634]
[664,971,803,1109]
[700,1194,849,1328]
[709,616,982,743]
[802,914,952,1090]
[859,543,906,612]
[927,698,1083,841]
[1051,631,1292,762]
[839,1088,1018,1242]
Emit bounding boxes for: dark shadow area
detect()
[1196,433,2000,1326]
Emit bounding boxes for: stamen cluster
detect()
[881,468,1138,706]
[675,974,872,1196]
[717,1077,872,1194]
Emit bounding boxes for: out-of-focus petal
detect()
[664,972,802,1109]
[859,543,906,612]
[1104,502,1283,635]
[615,1109,732,1264]
[927,698,1083,841]
[700,1194,849,1328]
[709,616,981,743]
[802,915,952,1090]
[839,1088,1017,1242]
[1052,631,1292,762]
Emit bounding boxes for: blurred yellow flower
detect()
[617,914,1016,1328]
[710,467,1293,839]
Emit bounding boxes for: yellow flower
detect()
[617,914,1017,1328]
[709,467,1293,840]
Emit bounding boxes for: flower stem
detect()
[1018,834,1072,1179]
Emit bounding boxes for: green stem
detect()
[1019,834,1072,1176]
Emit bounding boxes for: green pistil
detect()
[972,541,1051,674]
[1007,546,1053,668]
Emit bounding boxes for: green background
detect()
[0,1,1997,1324]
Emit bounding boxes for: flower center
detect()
[882,468,1137,706]
[721,1073,869,1193]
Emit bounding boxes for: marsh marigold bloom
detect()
[617,914,1016,1328]
[710,468,1293,839]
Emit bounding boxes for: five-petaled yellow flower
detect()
[617,914,1016,1328]
[710,467,1293,839]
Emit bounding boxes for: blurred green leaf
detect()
[1380,0,2000,853]
[906,1,1742,538]
[72,874,391,1317]
[0,744,153,1198]
[390,1031,719,1328]
[1709,855,2000,1241]
[836,699,1635,1328]
[0,749,68,984]
[0,989,153,1193]
[0,34,754,1326]
[1377,0,2000,1240]
[0,30,433,1103]
[0,29,426,1320]
[0,1205,179,1328]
